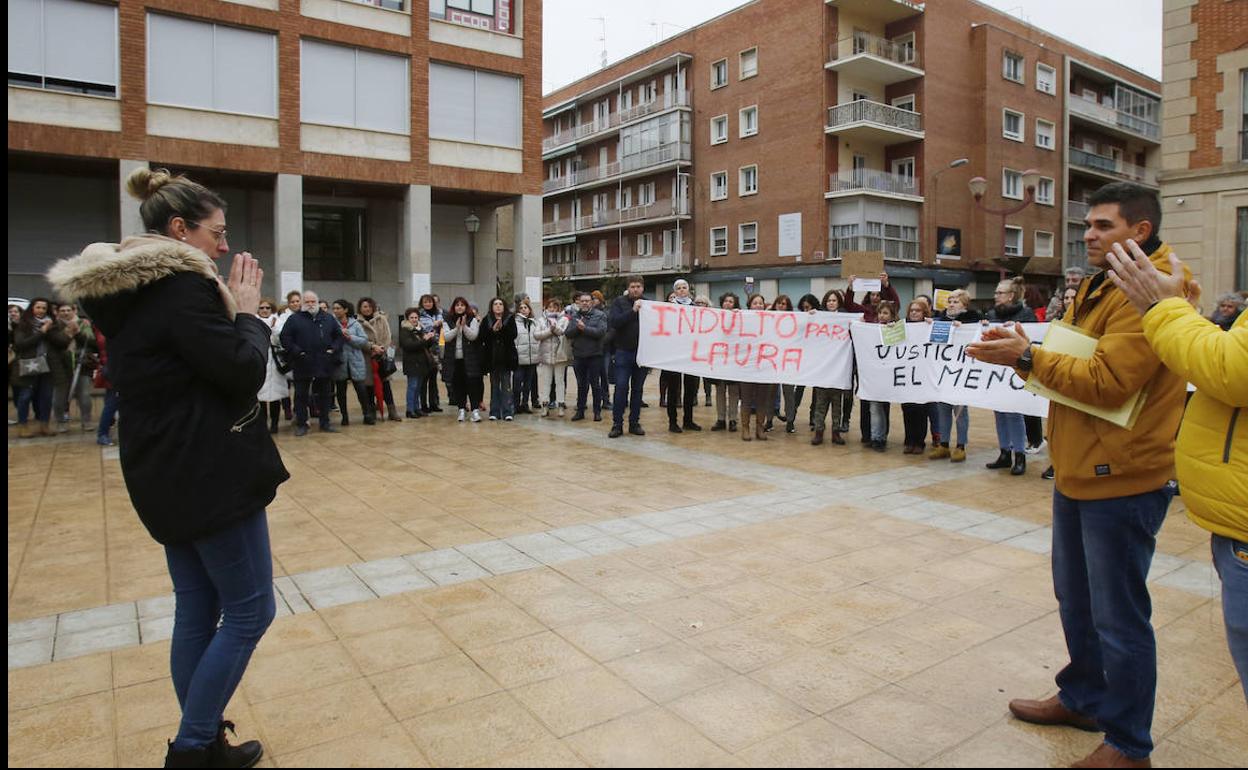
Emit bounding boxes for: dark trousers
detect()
[293,378,333,428]
[662,370,699,425]
[98,388,120,439]
[573,355,603,415]
[335,379,373,422]
[901,403,929,448]
[424,372,440,409]
[612,349,648,427]
[513,365,537,409]
[450,360,484,410]
[1025,414,1044,446]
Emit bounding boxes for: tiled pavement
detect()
[8,389,1245,767]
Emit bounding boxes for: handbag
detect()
[272,343,293,375]
[375,351,397,378]
[19,355,50,377]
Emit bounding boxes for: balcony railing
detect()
[543,253,689,278]
[828,170,920,197]
[1068,95,1160,141]
[542,90,691,152]
[828,235,919,262]
[544,198,689,239]
[828,32,921,69]
[1068,148,1157,185]
[542,141,692,194]
[1066,200,1090,222]
[619,253,691,273]
[826,100,922,133]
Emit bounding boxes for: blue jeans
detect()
[1052,486,1173,760]
[165,510,276,749]
[1211,534,1248,701]
[489,369,514,418]
[936,402,969,446]
[97,389,119,440]
[14,374,53,424]
[869,401,889,441]
[612,349,648,427]
[994,411,1027,451]
[405,373,423,414]
[512,365,536,409]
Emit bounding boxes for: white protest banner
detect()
[851,321,1051,417]
[637,301,859,388]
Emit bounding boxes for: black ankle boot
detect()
[164,742,211,768]
[986,449,1012,469]
[1011,451,1027,476]
[210,721,263,768]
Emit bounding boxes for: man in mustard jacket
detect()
[1106,238,1247,702]
[969,182,1189,768]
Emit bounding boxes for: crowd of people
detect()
[10,167,1245,769]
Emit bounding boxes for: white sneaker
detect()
[471,409,482,422]
[540,407,549,418]
[504,415,513,421]
[558,406,566,417]
[1025,439,1047,455]
[457,408,466,422]
[489,415,498,421]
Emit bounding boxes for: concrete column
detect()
[473,207,500,303]
[913,278,934,301]
[512,194,543,305]
[401,184,432,305]
[274,174,303,299]
[759,279,779,302]
[119,159,146,238]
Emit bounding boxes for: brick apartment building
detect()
[1159,0,1248,301]
[540,0,1162,306]
[8,0,543,314]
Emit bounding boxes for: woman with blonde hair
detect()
[48,167,284,767]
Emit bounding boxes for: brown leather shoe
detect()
[1008,694,1100,732]
[1070,742,1150,768]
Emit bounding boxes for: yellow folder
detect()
[1024,320,1148,430]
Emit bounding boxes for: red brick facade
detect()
[1188,0,1248,169]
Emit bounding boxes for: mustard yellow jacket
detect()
[1142,297,1248,542]
[1029,242,1188,500]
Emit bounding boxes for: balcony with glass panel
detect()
[825,100,924,144]
[826,233,920,262]
[825,32,923,85]
[1068,147,1158,187]
[1067,83,1160,144]
[542,90,691,155]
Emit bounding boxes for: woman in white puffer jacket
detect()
[256,298,289,433]
[534,297,570,417]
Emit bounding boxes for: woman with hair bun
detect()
[48,167,285,768]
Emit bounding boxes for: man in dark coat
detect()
[279,289,344,435]
[564,291,607,422]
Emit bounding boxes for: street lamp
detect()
[464,211,481,234]
[930,158,969,262]
[969,168,1040,278]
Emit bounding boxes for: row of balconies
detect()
[542,91,691,153]
[542,198,691,237]
[542,141,692,195]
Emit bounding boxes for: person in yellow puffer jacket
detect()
[1107,238,1248,702]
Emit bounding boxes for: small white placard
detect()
[279,271,302,299]
[854,278,883,293]
[410,272,432,303]
[778,213,802,257]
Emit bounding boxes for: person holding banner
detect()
[984,277,1037,476]
[968,181,1187,768]
[901,301,933,454]
[865,301,900,451]
[810,291,850,444]
[844,272,899,324]
[608,277,649,438]
[660,280,703,433]
[695,295,714,406]
[736,293,777,441]
[710,292,742,433]
[928,290,981,462]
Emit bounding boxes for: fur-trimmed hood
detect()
[47,234,219,303]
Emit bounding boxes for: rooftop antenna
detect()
[592,16,608,69]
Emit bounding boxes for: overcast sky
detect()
[541,0,1162,95]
